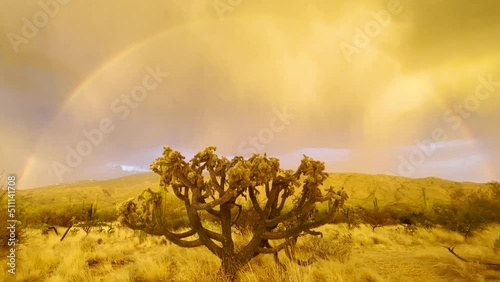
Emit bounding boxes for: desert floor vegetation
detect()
[2,149,500,281]
[2,223,499,282]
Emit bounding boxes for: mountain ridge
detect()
[17,172,490,212]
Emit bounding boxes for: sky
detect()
[1,0,499,189]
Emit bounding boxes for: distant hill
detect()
[18,173,160,211]
[323,173,486,209]
[18,172,489,211]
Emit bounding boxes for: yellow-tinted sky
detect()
[1,0,499,188]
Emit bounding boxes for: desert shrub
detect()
[19,200,120,229]
[434,259,485,282]
[17,204,49,227]
[300,232,353,263]
[488,181,500,201]
[335,206,362,230]
[19,204,78,227]
[399,211,434,230]
[94,208,118,223]
[155,194,190,231]
[359,207,398,231]
[399,211,421,225]
[55,206,82,225]
[403,224,419,235]
[432,186,500,237]
[234,207,261,233]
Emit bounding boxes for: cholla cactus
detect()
[119,146,348,280]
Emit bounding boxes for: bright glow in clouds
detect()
[120,165,149,173]
[1,0,499,188]
[363,75,434,145]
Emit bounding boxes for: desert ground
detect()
[2,223,500,281]
[2,173,499,281]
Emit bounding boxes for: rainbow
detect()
[19,155,36,188]
[455,124,495,181]
[19,21,209,188]
[17,19,498,188]
[430,95,496,182]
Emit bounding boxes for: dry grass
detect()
[1,223,499,281]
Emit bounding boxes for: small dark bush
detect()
[432,185,500,237]
[234,207,261,233]
[359,207,398,231]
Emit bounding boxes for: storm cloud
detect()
[1,0,499,188]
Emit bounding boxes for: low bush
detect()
[432,184,500,237]
[300,231,353,263]
[358,207,398,231]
